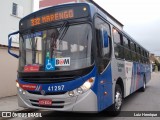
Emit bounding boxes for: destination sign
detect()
[30,9,74,26]
[19,4,90,30]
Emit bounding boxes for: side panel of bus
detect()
[111,59,151,98]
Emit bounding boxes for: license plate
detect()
[39,99,52,106]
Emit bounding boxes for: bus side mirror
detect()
[103,31,109,48]
[8,31,20,58]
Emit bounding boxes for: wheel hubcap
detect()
[115,92,122,110]
[144,81,146,89]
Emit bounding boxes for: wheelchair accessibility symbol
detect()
[45,58,55,71]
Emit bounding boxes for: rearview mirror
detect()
[8,31,20,58]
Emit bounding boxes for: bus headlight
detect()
[77,77,95,94]
[16,80,26,95]
[18,88,23,93]
[68,77,95,97]
[22,91,26,95]
[77,87,83,94]
[16,80,19,88]
[68,91,75,97]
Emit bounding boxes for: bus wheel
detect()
[140,76,146,92]
[109,84,123,116]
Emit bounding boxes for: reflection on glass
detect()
[19,24,93,71]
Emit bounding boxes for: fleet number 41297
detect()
[48,85,65,92]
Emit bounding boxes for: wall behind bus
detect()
[0,47,18,98]
[39,0,88,9]
[0,0,33,47]
[0,0,33,98]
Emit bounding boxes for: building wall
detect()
[40,0,76,8]
[0,47,18,98]
[0,0,33,46]
[0,0,33,98]
[39,0,87,8]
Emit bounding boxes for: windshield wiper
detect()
[58,21,68,33]
[50,21,69,42]
[50,21,69,57]
[58,21,69,40]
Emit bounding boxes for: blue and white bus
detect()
[8,1,151,115]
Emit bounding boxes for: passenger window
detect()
[113,29,121,45]
[124,47,131,61]
[113,29,124,59]
[132,51,137,61]
[130,42,135,51]
[123,36,129,48]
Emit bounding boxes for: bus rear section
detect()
[111,28,151,98]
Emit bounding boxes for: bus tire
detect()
[109,84,123,116]
[140,76,146,92]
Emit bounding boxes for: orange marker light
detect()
[89,78,94,83]
[104,92,108,95]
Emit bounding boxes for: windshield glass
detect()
[19,23,93,72]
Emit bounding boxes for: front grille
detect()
[31,104,64,108]
[30,99,64,108]
[21,77,77,84]
[28,91,66,95]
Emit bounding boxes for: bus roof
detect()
[89,0,124,28]
[88,1,149,52]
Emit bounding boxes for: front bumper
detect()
[18,89,98,112]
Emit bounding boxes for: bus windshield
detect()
[19,23,93,72]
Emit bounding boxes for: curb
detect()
[14,108,38,113]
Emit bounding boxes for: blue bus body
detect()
[8,2,151,113]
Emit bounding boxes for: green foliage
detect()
[155,59,160,66]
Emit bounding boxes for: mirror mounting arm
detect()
[8,31,20,58]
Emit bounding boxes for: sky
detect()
[34,0,160,56]
[94,0,160,56]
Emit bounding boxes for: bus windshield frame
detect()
[19,22,94,72]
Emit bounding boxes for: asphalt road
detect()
[8,72,160,120]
